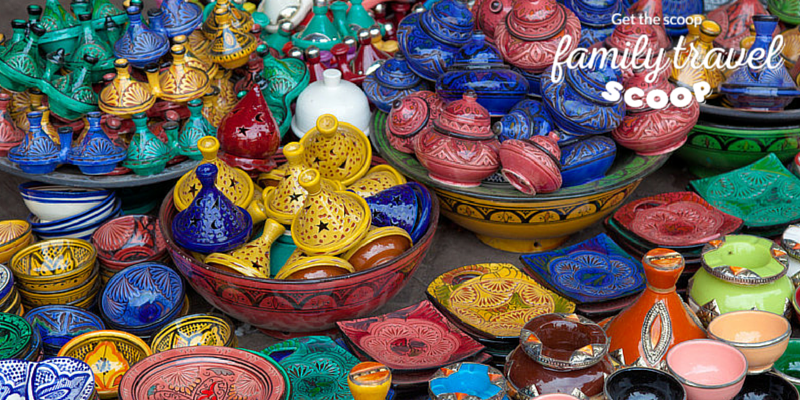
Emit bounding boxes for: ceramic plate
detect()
[0,312,33,359]
[337,300,485,371]
[520,233,645,304]
[690,154,800,232]
[426,263,575,340]
[119,347,289,400]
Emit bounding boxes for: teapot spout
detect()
[144,63,163,97]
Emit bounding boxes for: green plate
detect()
[0,312,33,360]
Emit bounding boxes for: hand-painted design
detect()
[101,262,184,328]
[93,215,166,264]
[113,6,170,68]
[99,59,157,117]
[84,340,129,393]
[24,306,105,352]
[642,301,671,368]
[429,362,507,400]
[31,358,96,400]
[300,115,371,186]
[700,235,789,286]
[7,111,65,174]
[259,50,309,136]
[160,0,203,38]
[0,313,33,360]
[11,239,95,277]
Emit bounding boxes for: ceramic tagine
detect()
[603,14,669,81]
[494,0,581,75]
[560,136,617,187]
[217,85,281,172]
[123,113,176,176]
[436,32,529,116]
[0,93,24,156]
[506,313,615,399]
[612,67,699,156]
[492,99,554,144]
[499,131,563,196]
[173,34,219,80]
[300,114,372,186]
[708,0,773,50]
[385,90,446,154]
[256,0,312,34]
[67,111,126,175]
[177,99,216,160]
[292,69,371,138]
[208,5,257,70]
[719,15,800,111]
[565,0,622,47]
[7,111,69,174]
[99,59,156,117]
[113,6,170,68]
[415,91,500,188]
[474,0,513,43]
[145,44,211,104]
[670,19,726,99]
[160,0,204,38]
[202,0,253,42]
[258,44,309,136]
[688,235,794,325]
[603,249,706,369]
[397,0,475,81]
[290,168,371,256]
[205,218,286,278]
[290,0,342,51]
[363,54,429,113]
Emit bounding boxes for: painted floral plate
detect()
[690,153,800,234]
[426,263,575,341]
[337,301,485,372]
[520,233,646,304]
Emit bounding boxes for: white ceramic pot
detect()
[292,69,372,138]
[256,0,313,33]
[19,183,112,222]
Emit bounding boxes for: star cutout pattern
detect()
[317,221,329,232]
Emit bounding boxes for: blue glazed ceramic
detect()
[397,0,474,81]
[8,112,71,174]
[720,15,800,111]
[20,328,40,361]
[493,99,553,143]
[100,262,185,335]
[564,0,622,45]
[365,182,433,244]
[520,233,645,303]
[146,8,170,39]
[363,54,430,113]
[429,362,508,400]
[541,57,625,137]
[0,359,33,397]
[173,163,253,253]
[663,0,702,36]
[160,0,203,38]
[514,67,541,97]
[113,6,170,68]
[560,135,617,187]
[32,357,96,400]
[68,111,126,175]
[436,33,528,116]
[0,265,14,307]
[24,305,105,356]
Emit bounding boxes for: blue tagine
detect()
[363,54,430,113]
[68,111,126,175]
[8,111,70,174]
[564,0,623,47]
[560,135,617,187]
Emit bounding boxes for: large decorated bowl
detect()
[373,112,668,253]
[158,188,439,335]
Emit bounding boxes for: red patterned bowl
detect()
[158,188,439,334]
[92,215,167,270]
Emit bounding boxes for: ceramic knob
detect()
[348,362,392,400]
[643,248,684,290]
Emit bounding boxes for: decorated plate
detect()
[426,263,575,340]
[520,233,645,304]
[0,312,33,360]
[337,301,485,371]
[31,357,97,400]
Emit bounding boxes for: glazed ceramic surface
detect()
[666,339,747,400]
[150,313,236,353]
[217,85,280,172]
[365,182,434,244]
[0,312,33,360]
[426,263,576,340]
[499,133,563,196]
[733,372,800,400]
[349,361,392,400]
[707,310,791,373]
[492,99,553,143]
[560,136,617,187]
[774,339,800,391]
[92,214,166,266]
[10,238,96,286]
[363,54,429,113]
[293,69,372,138]
[386,91,445,155]
[337,300,485,371]
[23,305,105,355]
[429,362,506,400]
[299,114,372,186]
[0,357,97,400]
[604,367,687,400]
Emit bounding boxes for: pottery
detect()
[177,99,216,160]
[671,20,726,100]
[604,367,687,400]
[150,313,236,353]
[202,0,253,41]
[291,0,342,51]
[784,224,800,261]
[16,266,99,308]
[337,300,485,371]
[258,45,309,137]
[349,29,391,83]
[0,220,31,265]
[256,0,312,34]
[145,44,211,104]
[114,6,169,68]
[291,168,371,256]
[707,310,791,373]
[24,305,105,356]
[67,12,114,80]
[493,99,554,143]
[0,312,34,360]
[0,93,24,156]
[274,254,356,280]
[775,339,800,391]
[7,112,69,175]
[174,34,219,80]
[350,361,392,400]
[293,69,372,138]
[415,92,500,188]
[602,249,705,368]
[300,113,372,185]
[161,0,203,38]
[0,357,98,399]
[260,336,353,400]
[123,113,176,176]
[0,23,46,92]
[343,226,412,272]
[10,238,96,291]
[208,6,257,70]
[666,339,747,400]
[429,362,506,400]
[499,132,562,195]
[91,214,166,269]
[28,193,121,241]
[207,218,286,278]
[363,54,429,113]
[474,0,513,43]
[67,111,126,175]
[397,0,474,81]
[386,90,445,154]
[365,182,434,245]
[559,136,616,187]
[426,263,574,341]
[99,59,157,117]
[734,372,800,400]
[217,85,280,172]
[565,0,621,46]
[347,165,407,198]
[708,0,773,50]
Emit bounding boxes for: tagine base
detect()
[634,138,688,157]
[428,173,482,188]
[475,233,570,253]
[257,327,340,340]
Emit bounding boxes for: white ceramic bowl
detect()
[35,201,122,241]
[292,69,372,138]
[30,195,119,234]
[20,183,112,222]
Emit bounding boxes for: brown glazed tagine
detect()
[506,313,614,399]
[602,249,706,369]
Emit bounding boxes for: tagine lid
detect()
[387,91,444,138]
[452,32,506,68]
[290,168,372,256]
[99,59,156,116]
[173,136,255,212]
[434,91,495,140]
[700,235,789,285]
[423,0,476,46]
[375,54,422,89]
[300,114,372,186]
[506,0,569,41]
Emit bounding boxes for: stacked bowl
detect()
[0,264,22,316]
[9,239,100,310]
[0,312,41,361]
[20,183,121,240]
[91,215,168,283]
[0,220,33,264]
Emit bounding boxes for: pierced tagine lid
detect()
[602,248,706,369]
[494,0,581,74]
[300,114,372,186]
[217,85,281,172]
[347,165,407,198]
[290,168,371,256]
[99,59,156,117]
[172,163,253,254]
[386,90,446,154]
[173,136,255,212]
[263,142,344,226]
[700,235,789,285]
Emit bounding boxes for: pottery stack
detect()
[0,264,22,316]
[0,312,42,361]
[20,183,120,240]
[91,214,168,283]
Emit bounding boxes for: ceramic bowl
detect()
[373,112,668,253]
[91,215,167,269]
[0,220,32,263]
[733,372,800,400]
[10,239,97,290]
[17,266,100,307]
[150,313,237,353]
[58,330,152,399]
[604,367,687,400]
[428,362,507,400]
[707,310,791,374]
[19,183,112,222]
[0,312,34,360]
[666,339,748,400]
[159,185,440,334]
[774,339,800,391]
[29,195,120,234]
[343,226,413,272]
[24,305,105,356]
[27,357,97,399]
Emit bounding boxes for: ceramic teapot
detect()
[386,90,446,154]
[363,54,429,113]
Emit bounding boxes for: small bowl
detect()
[92,215,166,267]
[19,182,111,222]
[733,372,800,400]
[605,367,686,400]
[775,338,800,391]
[707,310,791,373]
[10,239,97,289]
[30,196,120,236]
[343,226,413,272]
[666,339,748,400]
[274,255,356,280]
[24,305,105,355]
[0,220,32,261]
[17,267,100,307]
[58,330,153,399]
[150,313,237,353]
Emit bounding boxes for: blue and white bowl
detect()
[30,197,121,240]
[20,182,112,222]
